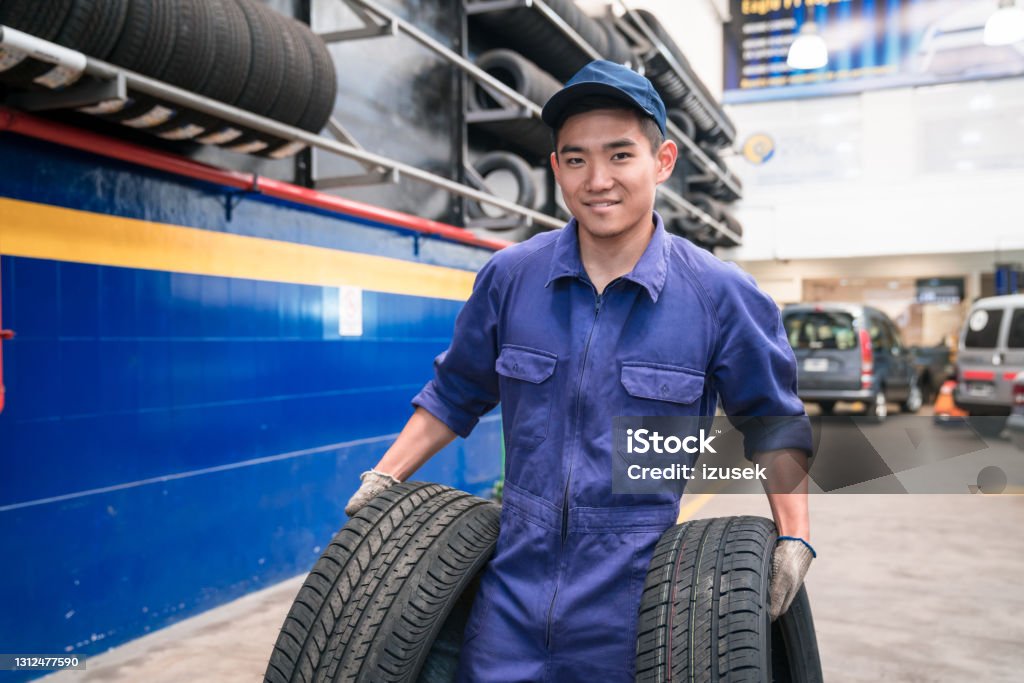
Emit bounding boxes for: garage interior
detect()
[1,0,1023,682]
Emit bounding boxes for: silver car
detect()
[954,294,1024,436]
[782,303,923,422]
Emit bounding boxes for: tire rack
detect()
[0,20,562,231]
[606,0,745,200]
[460,0,741,243]
[0,0,740,245]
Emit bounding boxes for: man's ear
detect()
[654,139,678,185]
[549,151,560,182]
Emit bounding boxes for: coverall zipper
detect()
[545,282,609,650]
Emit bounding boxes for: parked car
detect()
[954,294,1024,436]
[1004,372,1024,449]
[782,303,923,422]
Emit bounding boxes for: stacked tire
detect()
[469,49,562,162]
[265,484,821,682]
[636,516,822,682]
[0,0,336,158]
[264,483,501,683]
[630,9,736,150]
[470,0,633,82]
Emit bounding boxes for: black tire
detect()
[229,9,315,155]
[269,16,314,127]
[466,151,538,219]
[636,516,823,682]
[260,17,335,158]
[149,0,254,141]
[667,108,697,141]
[294,26,336,133]
[105,0,177,79]
[160,0,217,93]
[597,16,634,67]
[232,0,286,116]
[470,0,611,81]
[633,9,736,148]
[198,0,286,146]
[105,0,215,131]
[263,482,500,683]
[54,0,129,60]
[687,192,727,223]
[101,0,182,127]
[817,401,836,416]
[472,49,562,110]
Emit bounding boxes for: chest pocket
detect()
[496,345,557,451]
[620,362,704,410]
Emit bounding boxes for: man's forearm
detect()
[754,448,810,540]
[373,406,458,481]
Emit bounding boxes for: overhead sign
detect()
[724,0,1024,103]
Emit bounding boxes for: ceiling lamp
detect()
[787,22,829,70]
[984,0,1024,46]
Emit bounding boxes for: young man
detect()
[345,61,814,682]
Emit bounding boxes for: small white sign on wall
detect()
[338,286,363,337]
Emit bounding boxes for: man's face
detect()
[550,108,677,242]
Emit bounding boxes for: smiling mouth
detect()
[585,200,620,208]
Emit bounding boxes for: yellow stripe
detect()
[677,493,715,523]
[0,198,475,301]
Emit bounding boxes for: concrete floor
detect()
[44,410,1024,682]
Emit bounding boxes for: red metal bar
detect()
[0,258,13,415]
[0,107,512,250]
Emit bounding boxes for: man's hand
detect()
[769,536,815,620]
[344,469,400,516]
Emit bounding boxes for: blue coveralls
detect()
[413,212,811,682]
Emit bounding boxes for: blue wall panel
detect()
[0,134,503,680]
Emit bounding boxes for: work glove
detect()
[768,536,816,621]
[344,469,400,516]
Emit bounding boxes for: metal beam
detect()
[659,186,742,245]
[7,72,126,112]
[665,118,743,199]
[57,58,565,228]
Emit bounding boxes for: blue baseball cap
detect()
[542,60,667,136]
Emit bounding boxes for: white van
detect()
[954,294,1024,434]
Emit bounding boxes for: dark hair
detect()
[551,95,665,154]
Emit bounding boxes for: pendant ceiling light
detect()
[984,0,1024,46]
[787,22,829,70]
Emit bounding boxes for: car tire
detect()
[867,389,888,423]
[900,381,923,414]
[263,482,500,683]
[465,151,538,220]
[817,401,835,415]
[636,516,823,682]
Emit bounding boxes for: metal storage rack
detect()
[610,1,744,200]
[0,0,740,244]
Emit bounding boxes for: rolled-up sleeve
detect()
[411,257,503,438]
[708,267,812,460]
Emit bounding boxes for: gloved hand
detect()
[769,536,816,621]
[344,469,400,516]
